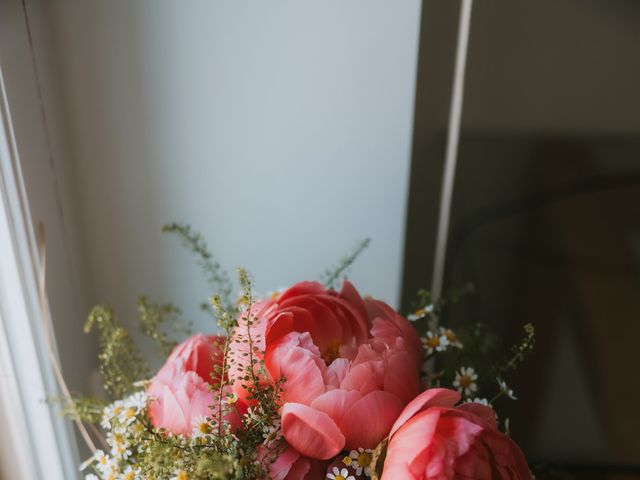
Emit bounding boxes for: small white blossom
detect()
[408,304,433,321]
[422,331,449,355]
[348,447,373,477]
[439,327,463,349]
[327,466,355,480]
[453,367,478,397]
[117,392,147,426]
[262,417,281,445]
[107,431,132,460]
[191,415,212,439]
[102,400,125,430]
[86,449,117,475]
[119,466,141,480]
[498,379,517,400]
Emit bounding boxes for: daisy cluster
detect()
[81,392,147,480]
[421,326,464,357]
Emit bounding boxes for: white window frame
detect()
[0,61,79,480]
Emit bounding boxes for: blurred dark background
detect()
[402,1,640,478]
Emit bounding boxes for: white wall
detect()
[47,1,423,333]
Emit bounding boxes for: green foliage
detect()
[84,305,150,399]
[137,296,192,357]
[322,238,371,289]
[495,323,536,376]
[163,222,234,311]
[409,286,534,407]
[58,395,106,424]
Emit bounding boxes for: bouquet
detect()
[66,224,535,479]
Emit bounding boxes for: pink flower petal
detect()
[389,388,460,438]
[341,390,404,449]
[267,447,302,480]
[383,349,421,404]
[265,333,326,405]
[383,409,444,476]
[281,403,345,460]
[310,389,361,431]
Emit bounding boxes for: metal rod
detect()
[430,0,474,327]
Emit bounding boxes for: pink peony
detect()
[148,334,238,436]
[382,389,531,480]
[229,281,423,460]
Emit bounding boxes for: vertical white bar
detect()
[0,66,77,480]
[430,0,474,321]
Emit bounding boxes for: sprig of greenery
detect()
[322,238,371,289]
[494,323,536,376]
[162,222,234,310]
[137,296,192,357]
[84,305,150,399]
[58,395,106,424]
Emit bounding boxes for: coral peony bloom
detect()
[382,388,531,480]
[229,281,423,460]
[148,334,237,436]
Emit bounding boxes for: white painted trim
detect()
[0,65,78,480]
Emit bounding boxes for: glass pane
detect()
[404,0,640,474]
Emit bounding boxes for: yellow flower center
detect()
[415,308,426,317]
[124,472,135,480]
[113,406,123,415]
[199,422,211,434]
[177,472,188,480]
[427,336,440,348]
[335,476,346,480]
[125,407,136,418]
[357,451,372,467]
[342,456,353,466]
[459,375,472,388]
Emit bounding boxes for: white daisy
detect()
[453,367,478,396]
[91,450,118,475]
[119,466,141,480]
[117,392,146,426]
[422,331,449,355]
[327,466,355,480]
[498,379,517,399]
[348,447,373,476]
[124,391,147,410]
[439,327,463,349]
[191,415,212,439]
[101,400,124,430]
[107,431,132,460]
[262,417,281,445]
[407,304,433,321]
